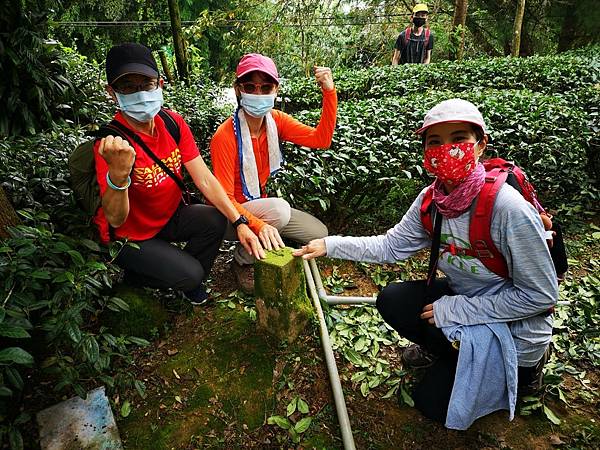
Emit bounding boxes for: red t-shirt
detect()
[93,110,200,243]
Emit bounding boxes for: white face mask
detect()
[115,87,164,122]
[240,92,276,118]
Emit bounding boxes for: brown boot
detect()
[233,261,254,295]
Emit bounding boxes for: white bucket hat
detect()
[416,98,488,135]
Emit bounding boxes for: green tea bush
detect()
[163,78,233,154]
[0,128,148,445]
[273,88,595,232]
[279,47,600,113]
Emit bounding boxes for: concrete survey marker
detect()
[37,386,122,450]
[254,247,313,342]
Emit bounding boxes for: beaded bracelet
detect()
[106,173,131,191]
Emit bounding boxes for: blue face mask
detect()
[115,87,164,123]
[240,92,276,118]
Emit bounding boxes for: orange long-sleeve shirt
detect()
[210,88,338,234]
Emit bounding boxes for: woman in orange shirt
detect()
[210,53,337,292]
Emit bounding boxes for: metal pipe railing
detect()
[309,259,377,305]
[308,258,569,307]
[302,259,356,450]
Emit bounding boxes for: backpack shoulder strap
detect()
[469,167,509,278]
[108,120,187,193]
[424,28,431,49]
[420,186,435,235]
[158,108,181,144]
[405,27,411,45]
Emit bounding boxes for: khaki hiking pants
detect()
[223,197,328,265]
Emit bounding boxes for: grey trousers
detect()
[224,197,328,265]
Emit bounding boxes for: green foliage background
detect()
[0,0,599,446]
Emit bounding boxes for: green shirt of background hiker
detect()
[392,3,434,65]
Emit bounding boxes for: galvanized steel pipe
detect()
[302,259,356,450]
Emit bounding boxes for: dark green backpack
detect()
[68,109,181,216]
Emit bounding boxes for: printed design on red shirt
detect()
[132,147,182,188]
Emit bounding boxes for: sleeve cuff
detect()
[433,295,454,328]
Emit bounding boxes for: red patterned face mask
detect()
[423,142,478,184]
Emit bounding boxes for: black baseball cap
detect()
[105,43,159,85]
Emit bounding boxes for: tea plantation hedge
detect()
[279,47,600,113]
[272,86,598,231]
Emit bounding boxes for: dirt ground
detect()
[111,249,600,450]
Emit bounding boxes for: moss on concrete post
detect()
[254,247,313,343]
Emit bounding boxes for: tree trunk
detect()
[0,186,19,239]
[167,0,189,83]
[511,0,526,57]
[449,0,469,60]
[557,0,576,52]
[158,50,175,84]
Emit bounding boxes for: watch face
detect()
[234,215,249,227]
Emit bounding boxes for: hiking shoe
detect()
[400,344,438,369]
[184,284,211,306]
[233,261,254,295]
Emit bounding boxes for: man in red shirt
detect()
[95,43,262,304]
[210,53,337,292]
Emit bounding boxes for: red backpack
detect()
[420,158,552,279]
[404,27,431,62]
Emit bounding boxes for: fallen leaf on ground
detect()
[167,348,178,356]
[173,369,180,379]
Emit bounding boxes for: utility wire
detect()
[56,20,410,28]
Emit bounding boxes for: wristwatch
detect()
[232,215,249,228]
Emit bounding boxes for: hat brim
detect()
[110,63,159,85]
[415,120,487,135]
[236,68,279,83]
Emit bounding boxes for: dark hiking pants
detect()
[114,204,227,293]
[376,279,542,424]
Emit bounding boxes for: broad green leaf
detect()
[294,416,312,434]
[351,371,367,382]
[80,239,101,252]
[0,325,30,339]
[30,270,51,279]
[400,386,414,407]
[286,397,297,416]
[81,337,99,363]
[109,297,130,312]
[128,337,150,347]
[344,348,363,366]
[297,398,309,414]
[0,386,13,397]
[120,400,131,418]
[5,367,24,391]
[267,415,291,430]
[382,385,397,399]
[134,380,146,399]
[0,347,34,365]
[543,405,561,425]
[360,382,369,397]
[67,250,85,265]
